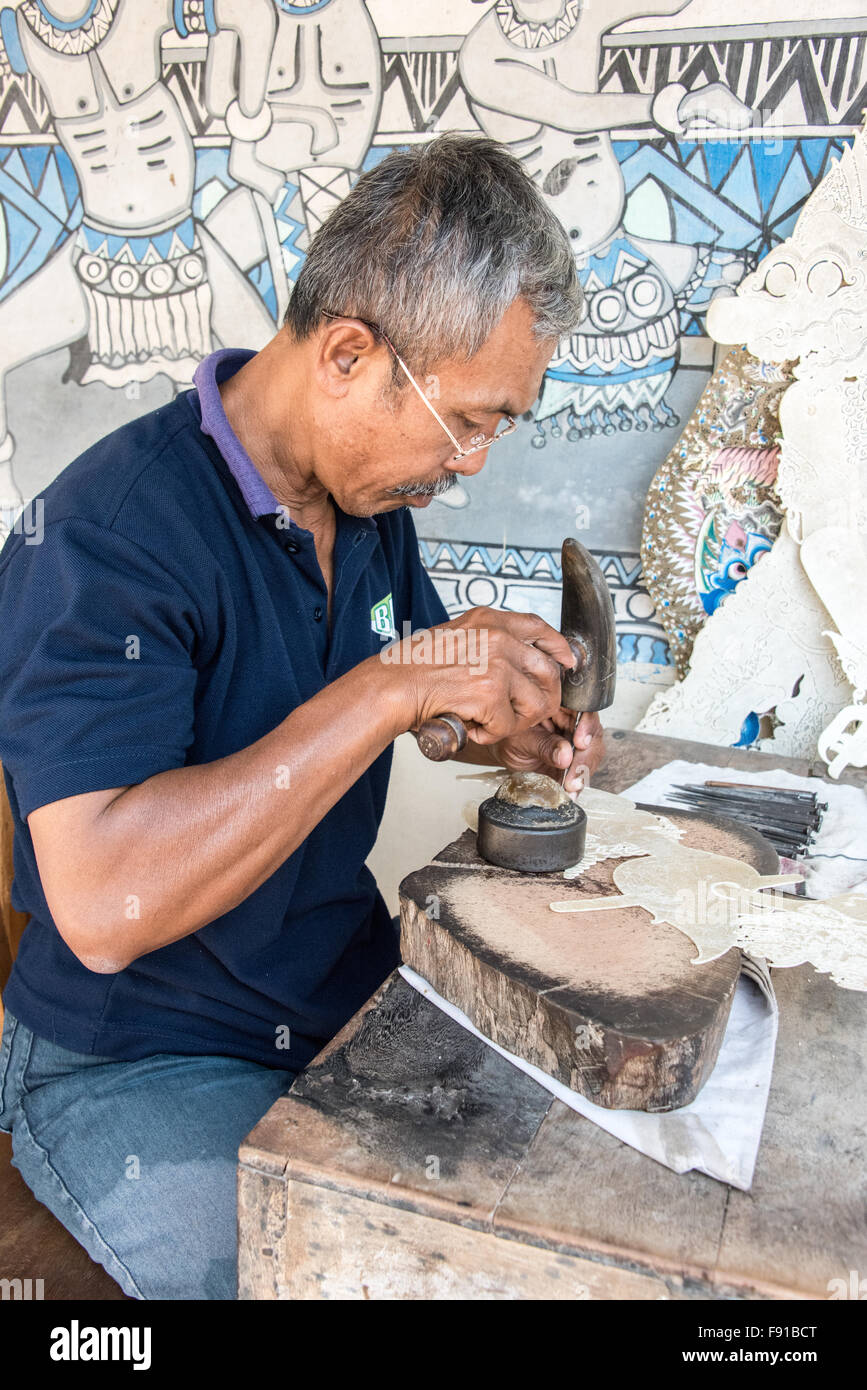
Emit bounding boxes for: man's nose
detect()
[447,447,490,479]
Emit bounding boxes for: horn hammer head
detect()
[559,537,617,714]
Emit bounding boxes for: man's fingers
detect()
[533,729,574,772]
[473,668,561,746]
[507,667,561,730]
[499,726,574,776]
[509,635,565,694]
[574,711,601,750]
[462,608,577,673]
[551,714,604,792]
[546,706,576,737]
[547,707,599,750]
[533,729,589,791]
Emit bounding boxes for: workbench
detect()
[237,731,867,1300]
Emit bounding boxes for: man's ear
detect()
[315,320,381,397]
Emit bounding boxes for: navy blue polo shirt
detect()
[0,349,449,1070]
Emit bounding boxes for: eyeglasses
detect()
[321,310,517,462]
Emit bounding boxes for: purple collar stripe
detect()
[193,349,280,519]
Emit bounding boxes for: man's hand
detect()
[401,607,578,747]
[494,709,605,795]
[396,607,606,789]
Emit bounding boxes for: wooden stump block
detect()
[399,808,777,1112]
[238,736,867,1300]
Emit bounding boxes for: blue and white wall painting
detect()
[0,0,862,714]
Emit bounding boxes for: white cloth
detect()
[398,955,777,1192]
[624,759,867,899]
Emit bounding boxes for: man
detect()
[0,133,604,1299]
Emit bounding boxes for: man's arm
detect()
[29,608,574,973]
[29,654,404,974]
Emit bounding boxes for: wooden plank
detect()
[493,1101,733,1289]
[714,964,867,1299]
[236,963,865,1300]
[399,810,773,1111]
[239,977,389,1179]
[595,728,867,794]
[243,974,553,1230]
[275,1179,689,1301]
[237,1165,287,1301]
[237,974,732,1297]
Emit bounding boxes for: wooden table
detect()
[238,731,867,1301]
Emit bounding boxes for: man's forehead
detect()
[462,394,523,417]
[444,304,554,414]
[458,366,544,414]
[456,359,549,416]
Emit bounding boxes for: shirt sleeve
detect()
[0,517,200,820]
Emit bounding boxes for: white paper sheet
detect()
[398,955,777,1192]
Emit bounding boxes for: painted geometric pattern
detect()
[272,182,309,287]
[419,539,671,667]
[79,217,197,261]
[0,71,53,137]
[0,144,82,300]
[616,135,852,334]
[191,147,236,223]
[598,32,867,127]
[618,135,852,256]
[376,30,867,134]
[162,60,223,140]
[2,29,866,142]
[380,47,466,134]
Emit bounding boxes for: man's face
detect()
[311,297,557,517]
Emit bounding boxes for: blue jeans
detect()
[0,1009,298,1299]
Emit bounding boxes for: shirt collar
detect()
[193,349,280,520]
[192,346,377,536]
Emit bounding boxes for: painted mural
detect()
[0,0,863,692]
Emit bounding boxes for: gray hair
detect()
[284,132,583,386]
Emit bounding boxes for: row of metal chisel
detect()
[666,780,827,860]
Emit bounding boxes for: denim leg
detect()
[0,1012,297,1300]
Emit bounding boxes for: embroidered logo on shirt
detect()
[371,592,397,640]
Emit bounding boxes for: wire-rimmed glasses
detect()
[321,310,517,462]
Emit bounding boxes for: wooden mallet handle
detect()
[416,714,468,762]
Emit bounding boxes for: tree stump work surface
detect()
[399,809,778,1112]
[238,734,867,1299]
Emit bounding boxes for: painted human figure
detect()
[0,0,277,482]
[204,0,382,314]
[460,0,753,440]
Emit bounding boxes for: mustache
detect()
[387,474,459,499]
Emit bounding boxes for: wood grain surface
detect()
[399,810,776,1110]
[238,731,867,1300]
